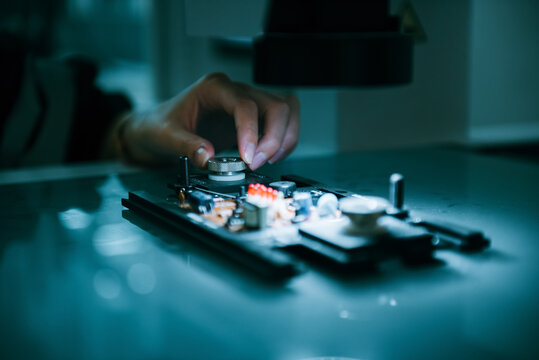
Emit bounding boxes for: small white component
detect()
[317,193,339,217]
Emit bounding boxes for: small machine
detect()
[122,156,489,280]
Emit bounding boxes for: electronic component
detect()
[226,213,245,232]
[317,193,339,217]
[233,196,244,216]
[269,181,296,197]
[187,190,214,214]
[292,191,313,222]
[225,197,246,231]
[244,184,280,229]
[244,200,269,229]
[247,183,278,202]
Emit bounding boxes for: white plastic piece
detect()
[339,196,390,230]
[208,172,246,182]
[317,193,339,217]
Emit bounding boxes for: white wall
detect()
[336,0,470,151]
[468,0,539,145]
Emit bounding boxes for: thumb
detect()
[122,115,216,168]
[167,128,215,168]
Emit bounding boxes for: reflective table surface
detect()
[1,148,538,360]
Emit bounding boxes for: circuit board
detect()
[122,156,490,280]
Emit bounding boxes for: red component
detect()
[263,187,270,199]
[248,183,278,200]
[265,187,273,201]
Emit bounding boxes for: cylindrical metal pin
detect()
[239,185,247,197]
[179,156,190,187]
[389,173,404,209]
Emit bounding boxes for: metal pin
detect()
[179,155,190,187]
[389,173,404,210]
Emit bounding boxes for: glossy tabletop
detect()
[1,148,538,360]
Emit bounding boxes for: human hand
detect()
[109,73,300,170]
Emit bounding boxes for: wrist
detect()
[102,112,135,163]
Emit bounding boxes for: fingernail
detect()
[195,147,210,167]
[251,152,267,170]
[268,148,285,164]
[244,143,255,164]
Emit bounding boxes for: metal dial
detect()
[207,157,247,173]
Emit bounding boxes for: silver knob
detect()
[207,157,247,173]
[207,157,247,182]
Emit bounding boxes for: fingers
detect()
[119,73,300,170]
[268,95,300,164]
[244,90,300,169]
[193,73,300,170]
[242,87,290,169]
[194,73,258,166]
[234,99,258,166]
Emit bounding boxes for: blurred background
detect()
[1,0,538,162]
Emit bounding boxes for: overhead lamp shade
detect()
[253,0,414,87]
